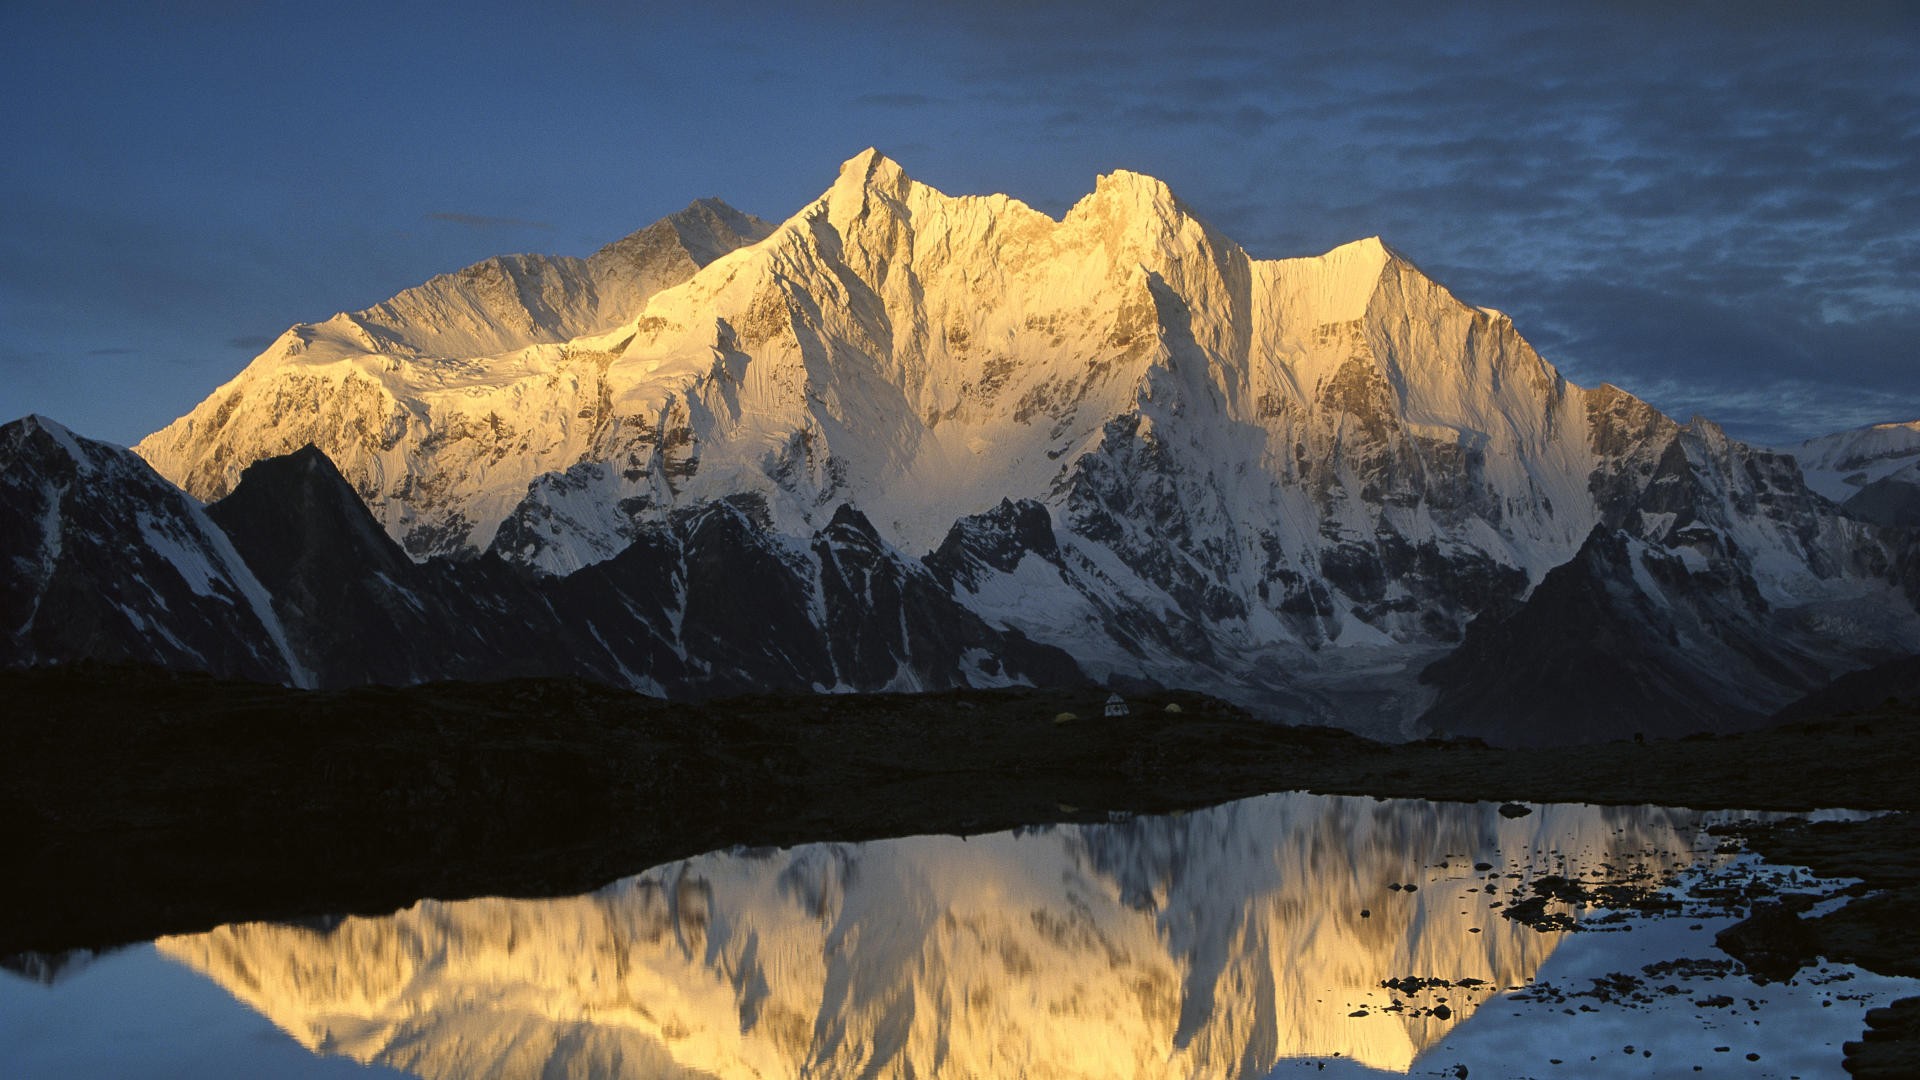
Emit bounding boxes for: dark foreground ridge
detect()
[5,660,1920,1075]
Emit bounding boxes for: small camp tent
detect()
[1104,693,1129,718]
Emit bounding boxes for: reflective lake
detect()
[4,792,1913,1078]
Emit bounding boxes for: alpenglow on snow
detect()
[119,150,1920,735]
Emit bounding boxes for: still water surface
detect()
[3,792,1913,1078]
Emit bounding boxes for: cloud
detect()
[426,211,554,230]
[6,1,1916,446]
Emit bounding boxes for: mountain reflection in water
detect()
[156,793,1710,1079]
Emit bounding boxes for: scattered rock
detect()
[1714,896,1817,983]
[1845,996,1920,1079]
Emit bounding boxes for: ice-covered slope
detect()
[1781,420,1920,529]
[136,200,772,557]
[128,151,1920,729]
[137,151,1593,582]
[1780,420,1920,503]
[1840,460,1920,528]
[487,153,1595,597]
[157,793,1707,1079]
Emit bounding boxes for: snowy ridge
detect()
[135,200,773,558]
[1778,420,1920,502]
[114,151,1920,726]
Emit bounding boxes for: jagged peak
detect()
[1092,167,1176,205]
[217,445,389,537]
[836,147,910,191]
[1307,235,1410,277]
[6,413,98,471]
[822,501,884,544]
[14,413,78,440]
[233,442,343,484]
[818,148,919,232]
[1337,234,1395,258]
[681,195,748,218]
[595,198,773,270]
[1064,168,1194,234]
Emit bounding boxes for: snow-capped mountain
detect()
[0,415,301,684]
[1,417,1077,696]
[1421,410,1920,744]
[118,150,1919,734]
[137,198,773,559]
[1779,420,1920,503]
[156,793,1708,1079]
[1779,421,1920,529]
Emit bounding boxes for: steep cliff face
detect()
[156,793,1708,1079]
[1420,410,1920,743]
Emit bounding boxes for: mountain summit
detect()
[103,153,1920,733]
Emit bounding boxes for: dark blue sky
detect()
[3,1,1915,446]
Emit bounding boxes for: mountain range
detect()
[8,151,1919,742]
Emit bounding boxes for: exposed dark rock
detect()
[1771,652,1920,724]
[3,427,1084,697]
[0,416,294,684]
[1845,996,1920,1079]
[207,446,595,687]
[925,498,1060,586]
[1418,524,1882,746]
[1842,473,1920,529]
[1713,896,1818,983]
